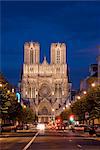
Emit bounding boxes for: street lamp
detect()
[66,104,68,108]
[7,90,10,94]
[91,83,96,87]
[63,107,65,110]
[77,96,81,100]
[83,91,87,95]
[52,108,54,112]
[12,88,14,93]
[52,108,55,123]
[23,105,26,109]
[0,83,2,87]
[25,91,28,97]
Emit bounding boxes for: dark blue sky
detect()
[1,1,100,89]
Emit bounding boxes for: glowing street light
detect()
[52,108,54,112]
[83,91,87,95]
[7,90,10,94]
[91,83,95,87]
[12,88,14,93]
[25,91,27,95]
[66,105,68,108]
[63,107,65,110]
[77,96,81,100]
[0,83,2,87]
[23,105,26,109]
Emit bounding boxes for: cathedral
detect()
[21,42,71,123]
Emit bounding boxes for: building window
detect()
[30,50,33,64]
[56,49,60,63]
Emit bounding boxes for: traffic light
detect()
[69,115,74,122]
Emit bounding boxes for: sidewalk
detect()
[0,129,37,138]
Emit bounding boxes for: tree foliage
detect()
[0,83,36,124]
[18,106,36,123]
[0,83,22,122]
[60,108,72,120]
[71,85,100,121]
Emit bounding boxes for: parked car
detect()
[16,124,23,130]
[88,126,96,135]
[95,125,100,137]
[1,124,17,132]
[74,124,87,131]
[84,125,91,132]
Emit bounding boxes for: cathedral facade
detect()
[21,42,70,123]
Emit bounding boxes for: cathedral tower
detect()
[51,43,66,64]
[24,42,40,64]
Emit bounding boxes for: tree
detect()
[86,85,100,120]
[0,83,11,122]
[0,82,23,124]
[71,98,87,122]
[20,106,36,124]
[71,85,100,123]
[60,107,72,121]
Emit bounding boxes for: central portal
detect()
[38,98,52,123]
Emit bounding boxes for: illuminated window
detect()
[30,50,33,64]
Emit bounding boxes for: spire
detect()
[42,56,48,65]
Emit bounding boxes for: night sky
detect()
[1,1,100,89]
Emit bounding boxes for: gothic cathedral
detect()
[21,42,70,123]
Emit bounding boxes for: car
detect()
[37,123,45,130]
[74,124,87,131]
[95,125,100,137]
[1,124,17,132]
[88,126,96,135]
[16,124,23,130]
[84,125,91,132]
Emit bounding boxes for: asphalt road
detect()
[0,130,100,150]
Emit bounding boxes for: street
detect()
[0,130,100,150]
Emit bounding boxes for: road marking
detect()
[22,132,39,150]
[77,144,82,148]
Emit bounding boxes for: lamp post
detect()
[52,108,55,123]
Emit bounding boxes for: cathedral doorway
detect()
[38,99,52,123]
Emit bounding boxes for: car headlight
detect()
[37,123,45,130]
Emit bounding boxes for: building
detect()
[80,63,98,91]
[97,55,100,84]
[21,42,70,123]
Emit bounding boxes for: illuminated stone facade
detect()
[21,42,70,123]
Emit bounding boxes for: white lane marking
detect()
[22,132,39,150]
[77,144,82,148]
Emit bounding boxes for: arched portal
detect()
[38,98,52,123]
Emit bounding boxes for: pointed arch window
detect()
[56,49,60,64]
[30,50,33,64]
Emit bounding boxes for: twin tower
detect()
[24,42,67,64]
